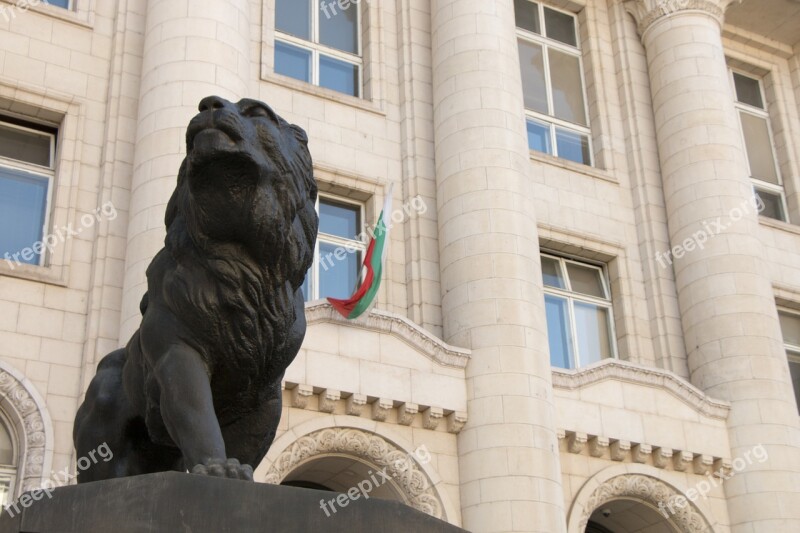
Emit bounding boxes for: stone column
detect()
[431,1,566,532]
[120,0,251,340]
[624,1,800,530]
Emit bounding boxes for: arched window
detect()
[0,415,17,506]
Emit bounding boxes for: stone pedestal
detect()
[0,473,467,533]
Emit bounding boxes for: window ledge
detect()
[529,150,618,184]
[758,215,800,235]
[0,0,93,28]
[260,71,386,117]
[0,262,67,286]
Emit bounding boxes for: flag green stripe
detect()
[349,218,388,318]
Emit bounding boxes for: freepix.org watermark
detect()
[657,443,768,518]
[318,444,431,517]
[0,0,50,22]
[319,195,427,273]
[3,442,113,518]
[319,0,370,20]
[654,195,764,269]
[3,201,118,270]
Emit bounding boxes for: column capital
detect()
[623,0,740,36]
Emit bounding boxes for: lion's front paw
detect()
[191,458,254,481]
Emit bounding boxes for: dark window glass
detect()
[514,0,540,34]
[0,168,48,265]
[276,0,311,40]
[274,41,312,83]
[319,55,359,97]
[318,0,358,54]
[544,7,577,47]
[734,72,764,109]
[0,123,51,167]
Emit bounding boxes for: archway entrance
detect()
[586,498,680,533]
[280,454,407,502]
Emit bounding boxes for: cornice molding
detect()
[552,358,730,420]
[304,302,471,369]
[623,0,741,36]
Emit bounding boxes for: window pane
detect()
[274,41,312,83]
[518,40,548,114]
[276,0,311,40]
[574,302,612,366]
[549,48,587,125]
[514,0,540,34]
[789,358,800,414]
[319,55,359,97]
[545,294,574,369]
[780,312,800,347]
[754,189,785,221]
[566,262,606,298]
[734,72,764,109]
[0,123,51,167]
[319,0,358,54]
[319,242,359,299]
[0,478,9,507]
[544,7,577,47]
[555,128,591,165]
[0,168,48,265]
[740,112,779,184]
[301,271,311,301]
[0,421,12,465]
[320,199,360,239]
[48,0,70,7]
[542,256,567,289]
[526,119,552,154]
[541,256,565,289]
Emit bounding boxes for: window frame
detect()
[516,1,593,166]
[729,68,789,222]
[274,0,364,98]
[0,116,57,268]
[0,413,17,507]
[541,252,618,369]
[304,194,367,301]
[779,307,800,411]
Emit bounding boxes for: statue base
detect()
[0,472,467,533]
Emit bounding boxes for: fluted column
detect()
[431,1,566,531]
[120,0,251,339]
[625,1,800,530]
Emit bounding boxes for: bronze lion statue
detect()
[73,96,318,481]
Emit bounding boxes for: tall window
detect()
[779,309,800,413]
[542,254,616,369]
[0,117,56,267]
[302,196,366,301]
[0,417,16,506]
[731,70,788,222]
[274,0,362,97]
[515,0,592,166]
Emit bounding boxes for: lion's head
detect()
[165,96,318,289]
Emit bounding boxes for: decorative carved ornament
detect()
[578,474,713,532]
[552,358,730,420]
[263,427,445,520]
[623,0,742,35]
[0,370,50,492]
[304,302,470,369]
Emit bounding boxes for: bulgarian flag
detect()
[327,186,393,319]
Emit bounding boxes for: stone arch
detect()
[258,417,450,522]
[567,465,717,533]
[0,360,53,494]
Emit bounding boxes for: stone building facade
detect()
[0,0,799,531]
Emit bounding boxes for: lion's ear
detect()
[290,124,309,145]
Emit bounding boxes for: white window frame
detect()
[516,1,593,166]
[729,69,789,222]
[779,307,800,411]
[305,194,367,301]
[0,413,17,506]
[0,117,57,268]
[274,0,363,97]
[542,253,618,369]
